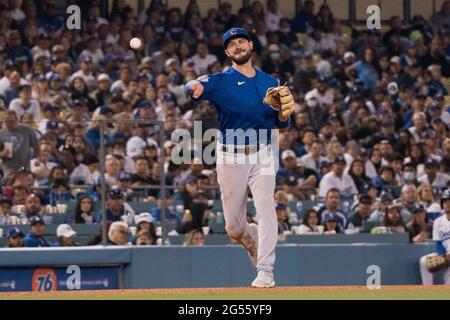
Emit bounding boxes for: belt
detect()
[221,144,268,155]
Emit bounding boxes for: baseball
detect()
[129,37,142,50]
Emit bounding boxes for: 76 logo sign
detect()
[32,269,57,292]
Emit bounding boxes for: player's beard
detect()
[230,50,252,65]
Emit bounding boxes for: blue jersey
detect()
[190,67,281,145]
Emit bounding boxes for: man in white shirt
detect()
[265,0,284,32]
[30,142,58,185]
[69,55,96,90]
[189,41,218,76]
[31,33,52,61]
[301,139,327,175]
[305,76,334,108]
[9,85,41,121]
[408,111,428,143]
[319,155,358,198]
[418,159,450,189]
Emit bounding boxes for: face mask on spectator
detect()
[270,52,280,61]
[404,172,416,181]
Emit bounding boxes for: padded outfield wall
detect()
[0,241,442,291]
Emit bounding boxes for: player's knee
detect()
[225,224,245,240]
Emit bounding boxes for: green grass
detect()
[2,286,450,300]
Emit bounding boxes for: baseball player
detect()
[184,28,295,287]
[419,189,450,284]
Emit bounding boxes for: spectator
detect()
[24,216,51,247]
[407,206,432,243]
[107,221,130,245]
[135,230,153,245]
[431,0,450,31]
[134,212,157,244]
[318,188,347,230]
[183,229,204,246]
[294,208,322,234]
[348,159,373,194]
[346,47,379,92]
[105,188,135,223]
[276,203,291,235]
[383,204,408,233]
[30,141,57,185]
[416,183,440,210]
[266,0,284,32]
[418,159,450,190]
[398,184,419,221]
[301,139,328,175]
[291,0,317,33]
[305,76,334,108]
[348,194,374,229]
[9,84,41,121]
[373,166,398,193]
[318,155,358,198]
[0,196,13,225]
[0,111,39,177]
[54,224,78,247]
[6,227,25,248]
[72,194,100,224]
[21,193,46,222]
[151,193,182,228]
[403,161,419,186]
[322,213,340,234]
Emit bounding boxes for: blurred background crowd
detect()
[0,0,449,247]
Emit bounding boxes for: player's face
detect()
[225,38,253,65]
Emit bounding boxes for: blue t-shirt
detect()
[24,233,52,247]
[354,60,378,91]
[188,67,282,145]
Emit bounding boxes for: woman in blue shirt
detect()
[346,48,379,93]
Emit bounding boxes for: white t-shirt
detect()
[301,153,327,173]
[266,11,284,31]
[9,99,41,121]
[126,136,147,158]
[318,171,358,198]
[418,173,450,189]
[189,54,218,76]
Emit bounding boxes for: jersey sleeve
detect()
[189,73,222,103]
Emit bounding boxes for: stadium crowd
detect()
[0,0,449,247]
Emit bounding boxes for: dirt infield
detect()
[1,285,450,300]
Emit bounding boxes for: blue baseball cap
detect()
[29,216,45,226]
[99,106,113,115]
[107,188,124,199]
[333,155,346,164]
[425,159,439,167]
[8,227,24,238]
[137,100,152,109]
[223,27,250,47]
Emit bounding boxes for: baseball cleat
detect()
[247,223,258,267]
[251,272,275,288]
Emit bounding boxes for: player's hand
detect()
[186,80,204,99]
[278,86,295,122]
